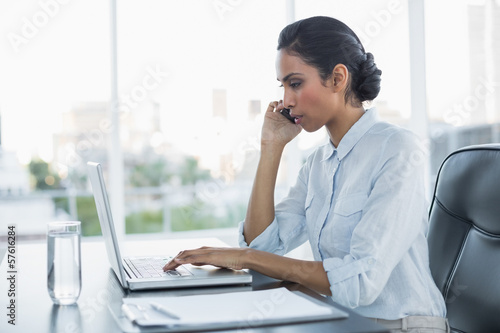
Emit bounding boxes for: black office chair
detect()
[428,144,500,333]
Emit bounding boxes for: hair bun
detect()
[354,52,382,102]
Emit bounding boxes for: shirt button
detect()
[368,258,375,265]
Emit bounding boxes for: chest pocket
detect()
[329,193,368,253]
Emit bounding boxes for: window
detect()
[0,0,110,237]
[115,0,288,235]
[1,0,498,241]
[425,0,500,179]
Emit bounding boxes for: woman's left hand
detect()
[162,247,249,271]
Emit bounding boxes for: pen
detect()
[122,303,149,322]
[122,304,138,322]
[149,302,180,320]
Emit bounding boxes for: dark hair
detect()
[277,16,382,107]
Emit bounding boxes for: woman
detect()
[164,16,448,332]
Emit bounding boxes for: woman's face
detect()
[276,50,340,133]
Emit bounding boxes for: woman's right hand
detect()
[261,100,302,148]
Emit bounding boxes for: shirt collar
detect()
[321,108,380,162]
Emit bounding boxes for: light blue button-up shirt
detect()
[239,108,447,320]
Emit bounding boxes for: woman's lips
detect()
[290,113,303,125]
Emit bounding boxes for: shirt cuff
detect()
[323,255,377,308]
[238,218,281,253]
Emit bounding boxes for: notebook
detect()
[111,287,348,332]
[87,161,252,291]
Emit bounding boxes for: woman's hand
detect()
[261,101,302,148]
[163,246,332,296]
[163,247,250,271]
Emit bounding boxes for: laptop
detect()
[87,161,252,291]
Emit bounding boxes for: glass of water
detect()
[47,221,82,305]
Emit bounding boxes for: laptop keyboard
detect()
[124,257,192,279]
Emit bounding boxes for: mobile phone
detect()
[279,108,296,123]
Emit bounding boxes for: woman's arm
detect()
[243,144,283,244]
[243,101,301,244]
[247,249,331,296]
[163,247,331,296]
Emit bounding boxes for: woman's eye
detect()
[278,81,301,88]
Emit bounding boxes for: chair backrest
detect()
[428,144,500,333]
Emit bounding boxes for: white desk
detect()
[0,237,388,333]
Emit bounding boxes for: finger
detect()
[162,250,185,271]
[177,252,217,267]
[266,101,279,113]
[182,252,241,270]
[276,100,284,112]
[179,247,222,257]
[163,259,180,271]
[162,247,210,271]
[175,254,205,265]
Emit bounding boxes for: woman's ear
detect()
[331,64,349,92]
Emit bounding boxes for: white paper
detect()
[122,287,346,328]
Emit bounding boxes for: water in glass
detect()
[47,222,81,305]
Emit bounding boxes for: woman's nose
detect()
[283,90,295,109]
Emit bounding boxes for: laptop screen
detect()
[87,161,129,288]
